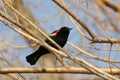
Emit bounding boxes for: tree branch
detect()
[0,67,120,75]
[67,42,120,63]
[0,10,68,67]
[92,38,120,43]
[52,0,96,39]
[101,0,120,13]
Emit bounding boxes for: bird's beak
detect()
[69,28,73,31]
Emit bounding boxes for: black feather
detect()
[26,27,72,65]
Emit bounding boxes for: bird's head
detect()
[51,27,72,36]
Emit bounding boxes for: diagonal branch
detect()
[53,0,120,44]
[52,0,96,39]
[101,0,120,13]
[0,12,68,67]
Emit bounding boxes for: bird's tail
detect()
[26,49,44,65]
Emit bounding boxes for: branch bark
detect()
[0,67,120,75]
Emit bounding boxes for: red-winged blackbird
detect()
[26,27,72,65]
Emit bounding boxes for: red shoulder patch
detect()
[51,30,60,35]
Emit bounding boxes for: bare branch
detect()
[52,0,96,39]
[67,42,120,63]
[101,0,120,13]
[92,38,120,43]
[0,67,120,75]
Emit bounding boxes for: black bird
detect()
[26,27,72,65]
